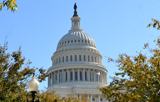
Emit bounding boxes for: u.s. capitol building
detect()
[47,3,108,102]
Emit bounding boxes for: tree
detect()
[0,42,49,101]
[0,0,17,12]
[147,18,160,30]
[99,43,160,102]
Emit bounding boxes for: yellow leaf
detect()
[12,0,16,3]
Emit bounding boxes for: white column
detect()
[90,94,92,102]
[64,55,66,62]
[98,71,99,82]
[67,69,69,82]
[105,73,107,84]
[94,70,96,82]
[48,76,49,86]
[88,69,90,81]
[59,71,61,83]
[48,75,50,86]
[83,68,85,81]
[57,70,59,83]
[87,95,89,100]
[72,68,75,81]
[68,54,70,62]
[51,72,53,84]
[91,70,92,81]
[54,71,56,84]
[100,71,102,83]
[86,54,88,61]
[78,68,80,81]
[98,95,100,102]
[79,94,81,101]
[77,55,79,61]
[62,69,64,82]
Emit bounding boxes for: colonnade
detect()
[53,54,101,65]
[72,94,103,102]
[48,68,107,86]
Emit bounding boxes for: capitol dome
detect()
[47,3,108,102]
[57,31,97,50]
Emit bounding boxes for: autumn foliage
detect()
[99,43,160,102]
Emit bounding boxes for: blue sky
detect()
[1,0,160,92]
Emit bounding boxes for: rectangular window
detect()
[66,56,68,62]
[75,55,77,61]
[56,58,58,64]
[96,75,98,82]
[70,72,73,81]
[84,55,85,61]
[66,72,67,81]
[80,71,82,80]
[70,55,72,61]
[79,55,81,61]
[59,57,61,63]
[95,57,96,62]
[88,56,90,62]
[92,56,93,62]
[62,57,64,62]
[56,74,57,80]
[85,72,87,81]
[75,71,77,80]
[92,72,94,81]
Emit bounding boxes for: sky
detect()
[1,0,160,92]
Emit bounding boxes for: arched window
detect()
[78,40,80,42]
[66,72,67,81]
[82,40,83,42]
[68,40,70,43]
[88,56,90,62]
[85,71,87,81]
[70,55,72,61]
[79,55,81,61]
[75,55,77,61]
[75,40,76,42]
[84,55,86,61]
[66,56,68,62]
[80,71,82,81]
[75,71,77,80]
[70,72,73,81]
[71,40,73,43]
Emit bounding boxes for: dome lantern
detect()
[70,3,81,31]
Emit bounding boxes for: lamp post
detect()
[28,73,40,102]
